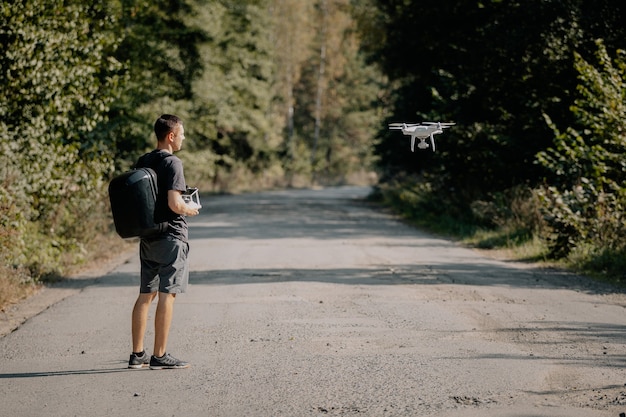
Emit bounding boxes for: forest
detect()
[1,0,625,308]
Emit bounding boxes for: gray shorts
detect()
[139,237,189,294]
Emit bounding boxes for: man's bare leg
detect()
[153,292,176,358]
[131,292,157,353]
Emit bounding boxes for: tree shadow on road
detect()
[180,265,623,296]
[92,262,625,297]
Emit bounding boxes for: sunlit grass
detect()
[463,227,550,262]
[0,228,133,312]
[0,266,40,313]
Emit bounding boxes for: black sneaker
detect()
[149,353,190,370]
[128,351,150,369]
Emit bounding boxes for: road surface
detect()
[2,186,626,417]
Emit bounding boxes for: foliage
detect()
[371,178,478,237]
[0,0,121,278]
[357,0,626,281]
[188,1,277,165]
[0,0,383,308]
[536,40,626,258]
[290,0,384,183]
[571,245,626,284]
[179,0,383,189]
[93,0,207,162]
[361,0,626,199]
[5,0,626,307]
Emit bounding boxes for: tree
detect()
[361,0,626,205]
[0,0,122,273]
[101,0,206,161]
[291,0,383,182]
[184,0,382,189]
[271,0,316,170]
[187,0,279,187]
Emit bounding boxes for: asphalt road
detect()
[2,186,626,417]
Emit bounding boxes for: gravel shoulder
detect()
[1,186,626,417]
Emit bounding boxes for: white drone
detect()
[388,122,455,152]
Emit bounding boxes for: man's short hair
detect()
[154,114,182,142]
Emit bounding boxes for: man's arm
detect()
[168,190,199,216]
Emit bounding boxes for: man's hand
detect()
[186,201,202,211]
[168,190,200,216]
[186,203,200,216]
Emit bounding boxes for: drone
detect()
[388,122,455,152]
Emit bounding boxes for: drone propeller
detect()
[422,122,455,127]
[389,122,420,127]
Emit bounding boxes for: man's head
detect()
[154,114,185,151]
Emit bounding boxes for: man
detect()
[128,114,199,370]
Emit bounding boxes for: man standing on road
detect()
[128,114,199,370]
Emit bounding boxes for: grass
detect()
[0,229,133,313]
[463,227,549,261]
[0,268,40,313]
[568,245,626,286]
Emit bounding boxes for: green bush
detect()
[537,40,626,258]
[0,0,119,279]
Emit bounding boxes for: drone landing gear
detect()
[412,137,435,152]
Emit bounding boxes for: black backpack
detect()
[108,155,171,239]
